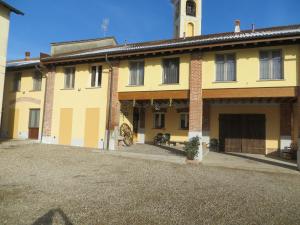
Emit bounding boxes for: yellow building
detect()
[0,1,23,128]
[2,0,300,170]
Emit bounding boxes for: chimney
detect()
[252,24,255,32]
[25,52,30,61]
[234,20,241,33]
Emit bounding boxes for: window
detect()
[129,61,144,86]
[186,0,196,17]
[260,50,283,80]
[29,109,40,128]
[64,67,75,89]
[33,71,42,91]
[91,65,102,87]
[216,54,236,82]
[153,112,165,129]
[163,58,179,84]
[13,72,21,92]
[180,113,189,129]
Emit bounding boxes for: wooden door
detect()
[219,115,242,152]
[242,115,266,154]
[28,109,40,140]
[59,108,73,145]
[219,114,266,154]
[132,108,140,142]
[84,108,100,148]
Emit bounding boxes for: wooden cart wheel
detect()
[120,123,133,146]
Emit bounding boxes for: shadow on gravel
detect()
[31,208,73,225]
[226,152,298,172]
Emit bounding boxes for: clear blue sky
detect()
[5,0,300,60]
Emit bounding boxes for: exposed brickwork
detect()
[110,61,120,129]
[42,66,55,136]
[280,103,292,136]
[189,52,203,133]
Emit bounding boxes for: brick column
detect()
[42,66,56,144]
[107,61,120,150]
[189,52,203,161]
[280,103,293,150]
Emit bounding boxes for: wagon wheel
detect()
[120,123,133,146]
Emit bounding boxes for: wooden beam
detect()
[118,90,189,101]
[202,87,297,99]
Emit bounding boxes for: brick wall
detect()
[110,61,120,129]
[189,52,203,133]
[42,66,55,137]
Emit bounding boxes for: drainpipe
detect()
[35,64,46,143]
[105,54,113,150]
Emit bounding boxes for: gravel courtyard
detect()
[0,144,300,225]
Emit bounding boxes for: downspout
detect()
[105,54,113,150]
[35,64,47,143]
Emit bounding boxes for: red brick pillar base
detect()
[280,103,292,150]
[42,66,56,144]
[189,52,203,160]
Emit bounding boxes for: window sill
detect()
[257,79,285,82]
[126,85,144,87]
[60,88,75,91]
[212,81,237,83]
[29,90,41,92]
[86,86,101,89]
[160,83,180,86]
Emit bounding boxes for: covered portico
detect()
[202,87,299,156]
[118,90,190,145]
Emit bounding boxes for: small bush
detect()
[184,136,200,160]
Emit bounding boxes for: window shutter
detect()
[91,66,96,87]
[226,54,236,81]
[216,55,225,81]
[272,50,282,79]
[98,66,102,86]
[260,51,269,80]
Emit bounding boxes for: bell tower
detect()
[172,0,202,38]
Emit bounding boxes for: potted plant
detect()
[184,136,200,162]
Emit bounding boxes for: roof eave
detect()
[0,0,24,15]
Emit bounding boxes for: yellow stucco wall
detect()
[0,5,11,125]
[1,69,46,139]
[210,104,280,154]
[118,54,190,92]
[202,45,299,89]
[51,63,109,147]
[119,106,189,143]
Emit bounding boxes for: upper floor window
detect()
[216,54,236,82]
[13,72,21,92]
[260,50,283,80]
[163,58,180,84]
[180,113,189,129]
[154,112,165,129]
[129,61,144,86]
[91,65,102,87]
[64,67,75,89]
[186,0,196,17]
[33,70,42,91]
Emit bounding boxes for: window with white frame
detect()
[64,67,75,89]
[180,113,189,129]
[91,65,102,87]
[260,50,283,80]
[216,54,236,82]
[13,72,21,92]
[129,61,144,86]
[33,70,42,91]
[153,112,165,129]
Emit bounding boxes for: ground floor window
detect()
[180,113,189,129]
[153,112,165,129]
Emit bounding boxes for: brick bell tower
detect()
[172,0,202,38]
